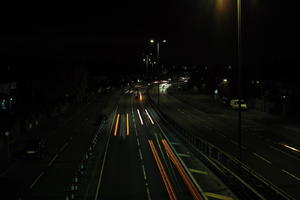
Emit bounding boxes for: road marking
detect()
[29,171,45,189]
[94,106,117,200]
[170,142,179,145]
[189,168,208,175]
[230,139,247,150]
[60,141,69,152]
[132,107,138,137]
[141,164,147,180]
[162,139,203,200]
[204,192,233,200]
[270,146,300,161]
[253,153,272,165]
[146,186,152,200]
[48,154,59,167]
[282,169,300,181]
[148,140,177,200]
[137,138,140,146]
[178,153,191,158]
[139,148,144,160]
[148,108,206,199]
[230,139,238,145]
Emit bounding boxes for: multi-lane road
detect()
[4,83,299,200]
[151,83,300,200]
[82,90,237,200]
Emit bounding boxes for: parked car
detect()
[230,99,248,110]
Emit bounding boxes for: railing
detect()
[147,91,295,200]
[64,119,106,200]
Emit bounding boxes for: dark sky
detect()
[1,1,299,80]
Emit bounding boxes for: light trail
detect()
[282,144,300,153]
[137,109,144,125]
[126,113,130,136]
[113,113,120,136]
[148,140,177,200]
[145,109,154,124]
[162,139,204,200]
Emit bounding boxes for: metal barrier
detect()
[65,119,106,200]
[147,92,295,200]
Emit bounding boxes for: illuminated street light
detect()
[149,39,167,106]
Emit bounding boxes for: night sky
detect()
[1,1,299,80]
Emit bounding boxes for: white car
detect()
[230,99,248,110]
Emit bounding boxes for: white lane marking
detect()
[137,138,140,147]
[94,106,118,200]
[146,187,152,200]
[270,146,300,161]
[137,109,144,125]
[282,169,300,181]
[178,153,191,158]
[230,139,238,145]
[29,171,45,189]
[132,106,138,137]
[189,168,208,175]
[48,154,59,167]
[230,139,247,150]
[148,109,206,197]
[252,153,272,165]
[139,148,144,160]
[141,164,147,180]
[60,141,69,152]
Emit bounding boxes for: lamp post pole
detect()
[157,42,160,106]
[237,0,242,168]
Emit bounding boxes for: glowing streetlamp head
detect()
[150,39,155,44]
[162,39,167,43]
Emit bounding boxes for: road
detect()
[0,92,119,199]
[76,89,237,200]
[150,83,300,200]
[0,88,238,200]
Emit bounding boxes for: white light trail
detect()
[137,109,144,125]
[145,109,154,124]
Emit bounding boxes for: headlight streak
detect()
[148,140,177,200]
[113,113,120,136]
[126,113,130,136]
[145,109,154,124]
[137,109,144,125]
[162,139,204,200]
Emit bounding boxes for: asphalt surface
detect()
[0,91,119,199]
[149,84,300,200]
[76,88,238,200]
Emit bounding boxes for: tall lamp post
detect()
[237,0,243,167]
[150,39,167,106]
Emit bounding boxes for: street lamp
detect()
[149,39,167,106]
[237,0,243,168]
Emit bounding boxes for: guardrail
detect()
[64,119,106,200]
[147,91,295,200]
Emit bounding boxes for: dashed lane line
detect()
[189,168,208,175]
[252,153,272,165]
